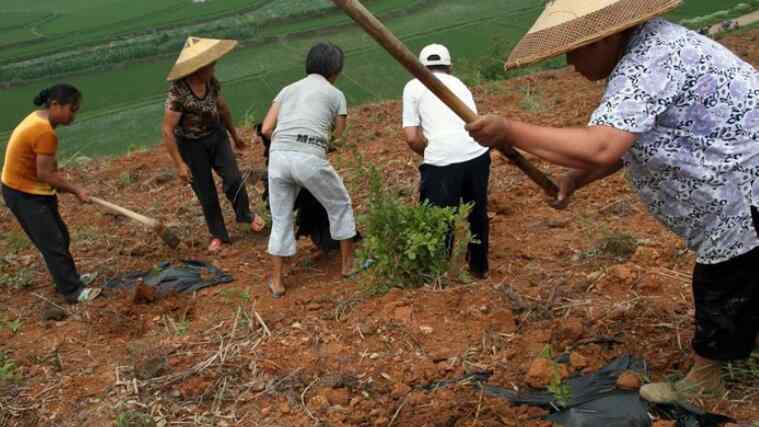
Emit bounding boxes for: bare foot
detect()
[208,238,223,253]
[251,215,266,233]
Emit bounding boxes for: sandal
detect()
[64,287,102,304]
[267,279,285,299]
[208,238,223,253]
[79,272,99,286]
[640,378,725,404]
[342,258,375,278]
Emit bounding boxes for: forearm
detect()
[162,131,184,168]
[573,160,624,191]
[40,172,82,195]
[220,107,239,140]
[407,139,426,156]
[501,120,624,169]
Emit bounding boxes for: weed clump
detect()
[358,165,472,294]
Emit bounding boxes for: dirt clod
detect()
[569,352,588,371]
[526,358,555,389]
[41,304,67,321]
[616,371,642,391]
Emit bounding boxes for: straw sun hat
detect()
[506,0,682,70]
[166,37,238,81]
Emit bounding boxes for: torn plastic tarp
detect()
[103,260,232,296]
[425,355,734,427]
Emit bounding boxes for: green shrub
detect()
[0,352,20,384]
[358,165,472,294]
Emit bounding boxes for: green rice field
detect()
[0,0,754,163]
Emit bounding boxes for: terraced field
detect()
[0,0,754,162]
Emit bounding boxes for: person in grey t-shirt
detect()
[261,42,357,298]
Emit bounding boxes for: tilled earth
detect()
[1,29,757,427]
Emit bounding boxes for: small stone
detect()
[419,325,433,334]
[279,401,291,414]
[309,394,329,411]
[554,318,584,344]
[616,371,642,390]
[526,358,555,389]
[135,356,168,380]
[390,383,411,400]
[324,388,351,406]
[569,352,588,371]
[606,264,638,287]
[41,304,67,321]
[631,247,660,264]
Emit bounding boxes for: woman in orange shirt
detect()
[1,84,100,304]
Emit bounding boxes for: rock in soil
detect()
[41,304,67,321]
[616,371,642,390]
[135,356,168,380]
[526,358,568,389]
[569,351,589,371]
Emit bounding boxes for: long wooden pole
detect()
[331,0,559,198]
[91,197,180,249]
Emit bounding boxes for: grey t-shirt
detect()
[271,74,348,158]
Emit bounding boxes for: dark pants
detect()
[2,184,82,298]
[691,206,759,361]
[177,128,252,242]
[419,151,490,276]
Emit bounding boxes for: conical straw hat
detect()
[166,37,238,81]
[506,0,681,70]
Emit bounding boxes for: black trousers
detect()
[2,184,82,297]
[691,206,759,361]
[177,128,252,242]
[419,151,490,275]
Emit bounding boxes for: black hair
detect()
[33,84,82,108]
[305,42,344,79]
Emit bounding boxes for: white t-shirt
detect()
[271,74,348,159]
[402,72,488,166]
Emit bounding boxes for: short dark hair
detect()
[426,65,451,73]
[306,42,344,79]
[33,84,82,108]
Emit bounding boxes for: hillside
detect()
[0,28,758,427]
[1,0,755,162]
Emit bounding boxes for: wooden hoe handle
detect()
[331,0,559,198]
[91,197,159,229]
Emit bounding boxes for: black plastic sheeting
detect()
[425,355,734,427]
[103,260,233,296]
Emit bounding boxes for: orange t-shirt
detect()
[1,112,58,196]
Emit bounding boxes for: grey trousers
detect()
[267,151,356,257]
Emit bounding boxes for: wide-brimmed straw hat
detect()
[166,37,238,81]
[506,0,682,70]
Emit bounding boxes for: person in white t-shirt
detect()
[402,44,491,278]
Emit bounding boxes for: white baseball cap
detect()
[419,44,451,66]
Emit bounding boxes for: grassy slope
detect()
[0,0,752,162]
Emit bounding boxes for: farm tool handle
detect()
[91,197,159,228]
[331,0,559,198]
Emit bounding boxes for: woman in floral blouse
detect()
[162,37,265,253]
[467,0,758,402]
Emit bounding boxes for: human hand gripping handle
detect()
[330,0,559,199]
